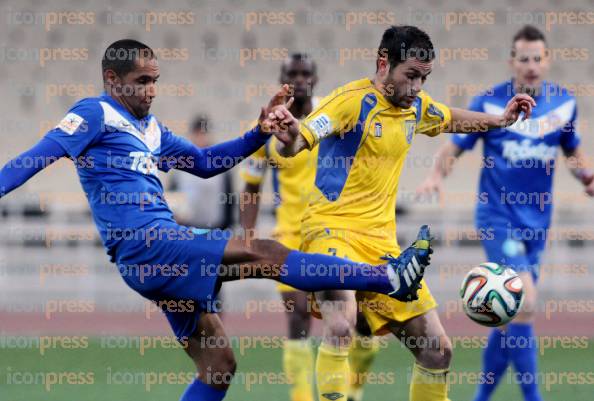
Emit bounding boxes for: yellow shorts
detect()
[301,228,437,335]
[276,231,302,293]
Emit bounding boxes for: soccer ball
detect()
[460,263,524,327]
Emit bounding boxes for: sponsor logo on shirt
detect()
[502,139,557,163]
[130,151,159,175]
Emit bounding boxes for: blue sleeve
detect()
[560,99,581,152]
[0,137,67,199]
[45,99,104,158]
[451,94,484,151]
[158,125,271,178]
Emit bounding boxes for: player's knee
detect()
[324,318,354,345]
[440,338,453,368]
[417,336,452,370]
[210,348,237,378]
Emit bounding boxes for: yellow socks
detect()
[348,336,380,401]
[410,362,451,401]
[316,342,350,401]
[283,339,315,401]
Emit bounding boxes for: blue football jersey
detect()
[452,80,580,229]
[46,93,194,253]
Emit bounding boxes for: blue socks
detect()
[279,251,393,293]
[180,379,226,401]
[473,328,509,401]
[474,324,542,401]
[507,323,543,401]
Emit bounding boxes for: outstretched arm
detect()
[271,93,538,156]
[0,137,67,199]
[446,93,536,133]
[160,126,272,179]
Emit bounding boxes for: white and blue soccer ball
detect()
[460,263,525,327]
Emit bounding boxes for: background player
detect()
[417,25,594,401]
[267,25,535,401]
[240,53,320,401]
[0,39,435,401]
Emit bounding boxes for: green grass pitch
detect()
[1,337,592,400]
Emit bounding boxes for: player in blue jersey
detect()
[417,26,594,401]
[0,39,439,401]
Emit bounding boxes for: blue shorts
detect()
[478,220,547,282]
[112,221,231,340]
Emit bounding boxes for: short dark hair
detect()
[102,39,155,77]
[377,25,435,70]
[191,115,209,134]
[513,25,546,43]
[512,25,546,56]
[282,52,317,74]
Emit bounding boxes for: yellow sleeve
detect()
[240,144,267,185]
[299,90,363,149]
[416,92,452,137]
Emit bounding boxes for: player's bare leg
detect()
[218,236,291,280]
[314,289,358,401]
[512,272,537,323]
[182,313,236,398]
[283,291,312,339]
[387,309,453,401]
[216,234,430,298]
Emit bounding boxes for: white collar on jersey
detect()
[99,101,162,152]
[483,99,575,139]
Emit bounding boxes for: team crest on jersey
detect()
[405,120,416,144]
[374,122,382,137]
[56,112,84,135]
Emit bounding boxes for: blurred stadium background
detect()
[0,0,592,400]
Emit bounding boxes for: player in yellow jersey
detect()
[241,54,382,401]
[266,26,535,401]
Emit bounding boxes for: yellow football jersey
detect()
[240,105,320,247]
[299,78,451,248]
